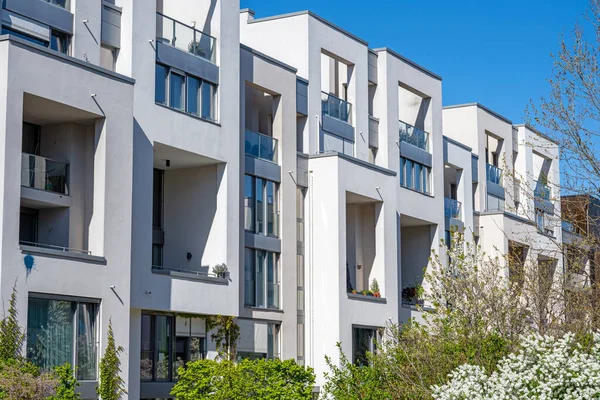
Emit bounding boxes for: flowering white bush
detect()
[432,333,600,400]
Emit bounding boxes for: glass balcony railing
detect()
[156,13,216,63]
[21,153,69,195]
[444,198,462,219]
[41,0,70,10]
[399,120,430,152]
[245,130,278,163]
[486,164,503,186]
[534,181,551,200]
[19,241,91,255]
[321,92,352,123]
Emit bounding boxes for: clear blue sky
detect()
[240,0,589,124]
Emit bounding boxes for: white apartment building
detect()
[0,0,562,398]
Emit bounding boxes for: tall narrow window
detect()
[256,178,265,234]
[169,72,185,111]
[201,82,216,121]
[352,327,377,366]
[152,169,164,230]
[244,175,255,232]
[187,76,201,116]
[155,64,168,105]
[50,30,70,54]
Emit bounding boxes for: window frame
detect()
[400,157,431,195]
[352,326,379,366]
[244,248,280,309]
[154,63,218,122]
[140,314,207,382]
[244,174,279,238]
[26,293,100,380]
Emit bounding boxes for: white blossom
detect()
[432,333,600,400]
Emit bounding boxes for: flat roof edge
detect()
[373,47,442,81]
[443,135,473,152]
[513,124,559,145]
[240,43,297,74]
[443,102,512,125]
[0,35,135,84]
[248,10,369,46]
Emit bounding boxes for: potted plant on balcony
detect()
[212,263,228,279]
[188,39,207,59]
[371,278,381,298]
[402,284,424,306]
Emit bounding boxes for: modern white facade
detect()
[0,0,563,398]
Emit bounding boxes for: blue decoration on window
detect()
[24,254,34,277]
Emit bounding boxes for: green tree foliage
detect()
[206,315,240,361]
[171,358,315,399]
[0,287,24,363]
[50,364,80,400]
[97,320,126,400]
[322,343,390,400]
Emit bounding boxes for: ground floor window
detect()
[141,314,206,381]
[27,294,99,380]
[352,326,378,366]
[237,321,280,361]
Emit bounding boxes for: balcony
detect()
[486,164,503,186]
[444,198,462,220]
[21,153,69,195]
[321,92,352,123]
[156,13,216,63]
[534,181,551,200]
[399,120,429,152]
[245,130,278,163]
[19,241,90,255]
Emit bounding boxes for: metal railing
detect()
[321,91,352,123]
[19,241,91,255]
[21,153,69,195]
[486,163,503,186]
[152,264,226,278]
[245,130,278,163]
[534,181,551,200]
[444,198,462,219]
[41,0,70,9]
[156,13,216,63]
[399,120,429,151]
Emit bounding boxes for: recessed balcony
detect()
[399,120,429,152]
[244,130,278,164]
[486,163,503,186]
[156,12,216,64]
[21,153,69,195]
[444,198,461,220]
[321,91,352,124]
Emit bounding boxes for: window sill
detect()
[154,102,220,126]
[244,305,284,313]
[152,267,228,284]
[20,245,106,265]
[347,293,387,304]
[399,184,434,198]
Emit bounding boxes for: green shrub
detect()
[171,358,315,399]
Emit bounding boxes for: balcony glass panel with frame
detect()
[321,92,352,123]
[156,13,216,63]
[399,120,429,152]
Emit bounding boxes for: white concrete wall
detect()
[0,38,134,396]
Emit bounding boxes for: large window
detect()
[400,157,431,194]
[244,175,279,237]
[352,327,378,366]
[155,63,217,122]
[244,249,280,309]
[141,314,205,382]
[27,295,98,380]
